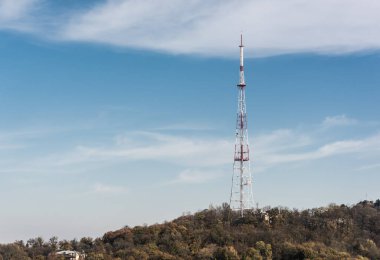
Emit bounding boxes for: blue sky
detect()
[0,0,380,242]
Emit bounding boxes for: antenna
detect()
[229,34,254,217]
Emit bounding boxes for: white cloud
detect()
[356,163,380,171]
[0,0,34,20]
[92,183,127,194]
[154,122,213,131]
[1,0,380,57]
[258,133,380,166]
[0,144,24,150]
[59,0,380,57]
[169,169,221,184]
[322,115,357,128]
[0,0,38,30]
[70,132,232,167]
[0,120,378,177]
[253,129,312,153]
[60,0,218,52]
[31,129,380,175]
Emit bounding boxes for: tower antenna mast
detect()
[230,34,254,217]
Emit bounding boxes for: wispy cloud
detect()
[0,0,39,31]
[0,0,35,20]
[0,117,378,177]
[91,183,127,194]
[251,116,378,169]
[254,129,312,153]
[2,0,380,57]
[168,169,221,184]
[59,0,380,56]
[73,132,231,167]
[258,133,380,166]
[355,163,380,172]
[33,128,380,174]
[0,144,25,150]
[321,115,357,129]
[154,123,213,131]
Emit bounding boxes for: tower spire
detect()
[230,34,254,217]
[239,34,245,86]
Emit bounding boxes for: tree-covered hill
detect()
[1,200,380,259]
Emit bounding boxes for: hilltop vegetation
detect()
[1,200,380,259]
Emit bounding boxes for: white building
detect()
[55,250,85,260]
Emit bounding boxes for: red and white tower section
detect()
[230,35,254,216]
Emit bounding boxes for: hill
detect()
[1,200,380,259]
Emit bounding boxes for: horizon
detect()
[0,0,379,243]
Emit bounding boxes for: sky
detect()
[0,0,379,242]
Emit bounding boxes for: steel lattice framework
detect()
[230,35,254,217]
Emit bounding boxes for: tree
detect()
[49,237,58,251]
[0,244,29,260]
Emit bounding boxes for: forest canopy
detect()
[1,200,380,260]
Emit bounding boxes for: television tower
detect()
[230,34,254,217]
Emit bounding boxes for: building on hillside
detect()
[54,250,86,260]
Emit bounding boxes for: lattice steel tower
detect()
[230,34,254,217]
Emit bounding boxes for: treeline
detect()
[1,200,380,259]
